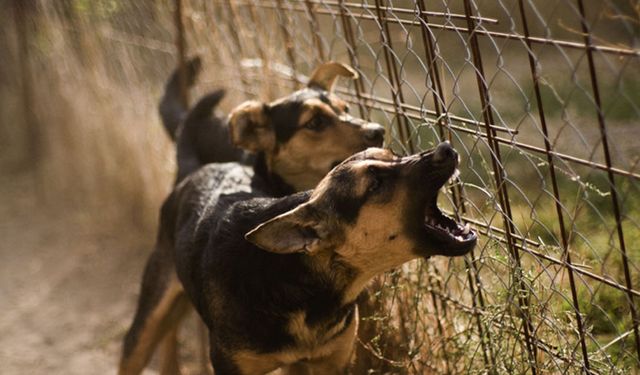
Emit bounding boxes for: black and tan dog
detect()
[119,143,476,374]
[119,62,384,374]
[159,57,385,185]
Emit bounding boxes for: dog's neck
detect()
[294,252,359,340]
[252,153,296,197]
[310,245,399,306]
[303,249,363,309]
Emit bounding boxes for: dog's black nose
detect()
[432,141,457,163]
[364,123,385,145]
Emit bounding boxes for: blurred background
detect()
[0,0,638,374]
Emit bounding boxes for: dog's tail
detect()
[158,56,202,140]
[175,89,229,182]
[183,89,226,127]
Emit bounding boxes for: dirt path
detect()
[0,171,202,374]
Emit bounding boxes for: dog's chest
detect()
[286,309,353,350]
[233,307,359,373]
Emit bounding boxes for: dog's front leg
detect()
[119,248,190,375]
[158,324,181,375]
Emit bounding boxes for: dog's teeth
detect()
[462,223,470,235]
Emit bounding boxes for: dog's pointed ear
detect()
[245,204,325,254]
[307,62,358,92]
[228,100,275,153]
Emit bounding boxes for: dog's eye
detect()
[304,117,325,131]
[343,105,350,114]
[367,166,382,192]
[369,177,381,193]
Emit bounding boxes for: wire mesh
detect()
[5,0,639,373]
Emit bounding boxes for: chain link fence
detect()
[4,0,639,373]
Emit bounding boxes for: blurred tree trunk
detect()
[12,0,41,167]
[55,0,88,66]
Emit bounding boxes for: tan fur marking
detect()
[159,325,181,375]
[271,119,374,191]
[233,308,358,375]
[328,96,348,114]
[360,147,397,161]
[287,311,352,348]
[118,274,188,375]
[337,186,416,303]
[298,99,337,126]
[297,108,315,127]
[350,166,370,198]
[228,101,274,153]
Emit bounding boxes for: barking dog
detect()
[119,143,477,374]
[119,62,384,374]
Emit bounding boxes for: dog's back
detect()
[171,172,312,319]
[165,163,322,333]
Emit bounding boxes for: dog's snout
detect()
[364,123,385,145]
[432,141,457,163]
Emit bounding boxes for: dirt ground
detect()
[0,169,204,374]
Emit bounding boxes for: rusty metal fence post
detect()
[373,0,415,154]
[461,1,539,373]
[575,0,640,363]
[175,0,189,108]
[12,0,40,167]
[517,1,592,372]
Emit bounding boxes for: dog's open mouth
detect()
[421,172,477,254]
[424,206,476,244]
